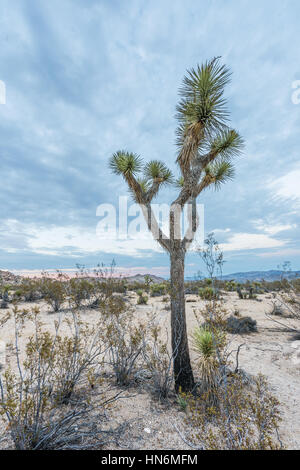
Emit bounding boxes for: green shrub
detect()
[150,283,166,297]
[40,277,66,312]
[198,286,216,300]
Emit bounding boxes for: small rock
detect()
[144,427,151,434]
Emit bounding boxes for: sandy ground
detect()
[0,291,299,450]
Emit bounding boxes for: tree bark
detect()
[170,249,195,392]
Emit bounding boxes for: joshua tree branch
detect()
[181,197,199,251]
[125,172,171,252]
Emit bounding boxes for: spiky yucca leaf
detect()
[109,151,143,177]
[205,160,235,190]
[174,176,185,188]
[210,129,244,160]
[192,327,215,358]
[144,160,173,184]
[176,57,232,173]
[176,57,231,134]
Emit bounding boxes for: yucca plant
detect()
[192,326,220,404]
[109,57,244,392]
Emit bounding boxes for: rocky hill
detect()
[124,274,165,284]
[0,270,21,285]
[221,270,300,282]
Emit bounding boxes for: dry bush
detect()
[18,278,42,302]
[40,276,66,312]
[186,298,282,450]
[101,297,147,385]
[198,286,217,300]
[66,278,94,309]
[49,312,107,404]
[180,374,282,450]
[136,290,148,305]
[0,306,120,449]
[0,286,9,309]
[142,323,174,400]
[226,315,257,334]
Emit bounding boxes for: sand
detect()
[0,291,299,450]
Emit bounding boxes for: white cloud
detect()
[258,248,300,258]
[253,220,296,235]
[0,219,163,258]
[269,166,300,203]
[220,232,286,252]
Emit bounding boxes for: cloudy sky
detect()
[0,0,299,277]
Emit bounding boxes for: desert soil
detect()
[0,291,299,450]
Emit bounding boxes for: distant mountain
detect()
[124,274,165,284]
[0,270,21,285]
[220,270,300,282]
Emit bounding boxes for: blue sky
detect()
[0,0,299,278]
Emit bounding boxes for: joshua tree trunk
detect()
[170,248,195,392]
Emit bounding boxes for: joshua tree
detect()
[109,57,243,391]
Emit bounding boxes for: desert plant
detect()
[225,280,237,292]
[180,374,282,450]
[177,392,188,412]
[67,278,94,309]
[192,326,221,405]
[101,299,146,385]
[19,278,41,302]
[109,58,243,392]
[137,290,148,305]
[150,283,166,297]
[198,286,216,300]
[0,287,9,309]
[40,277,66,312]
[0,307,117,450]
[226,315,257,334]
[50,312,107,404]
[142,324,174,400]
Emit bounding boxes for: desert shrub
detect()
[19,278,42,302]
[132,281,147,292]
[0,286,9,309]
[194,301,228,334]
[180,374,282,450]
[142,324,174,400]
[67,278,94,309]
[12,288,23,302]
[0,307,116,450]
[136,289,148,305]
[50,313,107,404]
[40,277,66,312]
[189,301,280,450]
[177,392,188,411]
[224,280,237,292]
[271,304,286,316]
[101,299,146,385]
[150,283,166,297]
[226,315,257,334]
[198,286,217,300]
